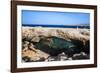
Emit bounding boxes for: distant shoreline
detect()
[22,24,90,29]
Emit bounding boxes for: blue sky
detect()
[22,10,90,25]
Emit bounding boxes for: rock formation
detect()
[22,27,90,62]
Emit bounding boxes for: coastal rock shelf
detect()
[22,27,90,62]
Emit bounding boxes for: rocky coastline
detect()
[22,27,90,62]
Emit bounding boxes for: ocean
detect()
[22,24,90,29]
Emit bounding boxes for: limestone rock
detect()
[22,27,90,62]
[22,47,50,62]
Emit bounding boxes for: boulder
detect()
[72,52,89,60]
[22,47,50,62]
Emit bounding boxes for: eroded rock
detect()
[22,27,90,62]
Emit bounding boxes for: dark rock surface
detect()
[35,36,84,57]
